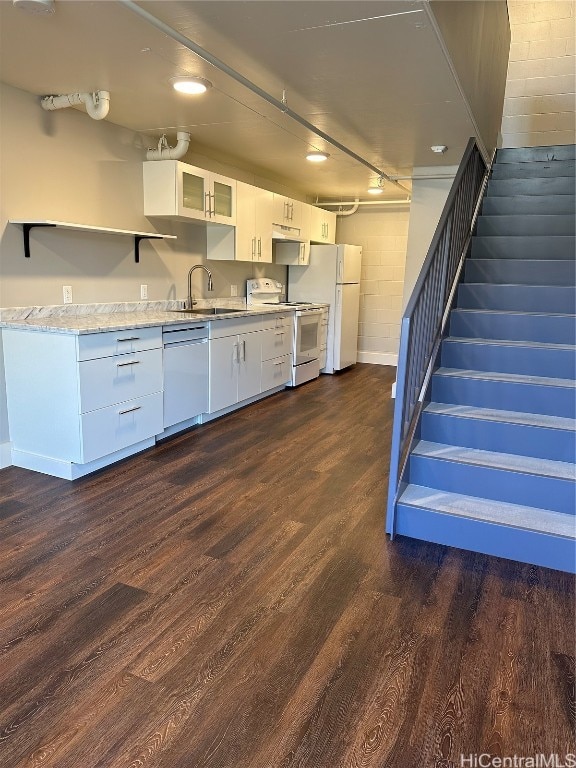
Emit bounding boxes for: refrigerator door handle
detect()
[337,260,343,282]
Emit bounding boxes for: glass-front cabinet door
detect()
[181,169,207,217]
[143,160,236,224]
[179,166,235,225]
[210,172,235,225]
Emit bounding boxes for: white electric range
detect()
[246,278,326,386]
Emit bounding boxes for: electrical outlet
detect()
[140,284,148,300]
[230,284,238,297]
[63,285,73,304]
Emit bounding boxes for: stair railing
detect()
[386,137,489,537]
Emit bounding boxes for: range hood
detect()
[272,225,306,243]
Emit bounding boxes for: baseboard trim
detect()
[11,438,155,480]
[357,351,398,367]
[0,441,12,469]
[201,386,286,423]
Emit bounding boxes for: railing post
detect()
[386,317,411,537]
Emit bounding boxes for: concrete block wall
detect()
[502,1,576,148]
[336,206,410,366]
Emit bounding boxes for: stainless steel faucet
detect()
[186,264,214,309]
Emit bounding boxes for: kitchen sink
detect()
[168,307,245,315]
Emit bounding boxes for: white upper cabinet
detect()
[143,160,236,226]
[309,205,336,243]
[272,193,302,230]
[235,182,273,262]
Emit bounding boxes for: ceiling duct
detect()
[40,90,110,120]
[146,132,190,161]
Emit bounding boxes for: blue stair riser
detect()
[441,339,576,379]
[476,215,575,236]
[395,507,576,573]
[449,310,576,345]
[457,284,576,314]
[420,411,576,463]
[491,161,575,179]
[482,195,576,216]
[430,375,576,419]
[465,259,575,285]
[471,237,575,260]
[408,454,574,514]
[487,177,575,196]
[496,145,576,163]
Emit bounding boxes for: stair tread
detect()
[445,336,576,351]
[480,213,575,219]
[462,282,576,289]
[423,402,576,431]
[412,440,576,480]
[399,485,576,540]
[453,308,576,319]
[435,367,576,388]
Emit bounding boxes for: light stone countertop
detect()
[0,306,298,335]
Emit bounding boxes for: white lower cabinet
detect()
[260,315,292,390]
[209,330,262,412]
[81,392,163,463]
[261,356,291,391]
[208,312,293,414]
[79,348,163,413]
[3,327,163,478]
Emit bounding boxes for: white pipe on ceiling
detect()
[146,132,191,161]
[320,198,411,209]
[40,90,110,120]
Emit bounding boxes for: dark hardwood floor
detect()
[0,363,574,768]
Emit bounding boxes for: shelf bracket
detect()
[134,235,157,263]
[21,223,57,258]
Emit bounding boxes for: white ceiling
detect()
[0,0,477,200]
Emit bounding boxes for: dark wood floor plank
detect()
[0,364,573,768]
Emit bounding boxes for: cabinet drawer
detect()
[261,327,292,361]
[79,348,163,413]
[80,392,163,463]
[209,316,263,339]
[261,354,292,391]
[77,326,162,361]
[261,312,293,331]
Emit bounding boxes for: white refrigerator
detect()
[288,244,362,373]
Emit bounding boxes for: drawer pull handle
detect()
[117,360,141,367]
[274,361,283,366]
[118,406,142,415]
[275,331,284,336]
[117,337,139,342]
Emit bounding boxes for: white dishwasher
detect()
[162,324,209,428]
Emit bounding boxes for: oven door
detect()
[294,310,321,365]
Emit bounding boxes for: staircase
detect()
[395,144,576,573]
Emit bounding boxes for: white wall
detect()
[402,170,457,312]
[502,1,576,148]
[336,206,410,367]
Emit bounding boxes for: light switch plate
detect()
[230,284,238,297]
[140,284,148,300]
[63,285,73,304]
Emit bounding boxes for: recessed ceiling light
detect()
[306,151,329,163]
[170,76,212,95]
[367,187,384,195]
[431,145,448,154]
